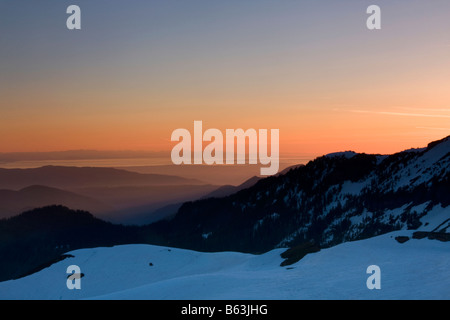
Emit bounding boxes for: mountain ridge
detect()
[155,135,449,253]
[0,205,149,282]
[0,185,111,219]
[0,166,204,189]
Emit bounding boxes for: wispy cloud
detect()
[349,110,450,119]
[397,107,450,112]
[416,126,450,131]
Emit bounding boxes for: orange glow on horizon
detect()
[1,2,449,158]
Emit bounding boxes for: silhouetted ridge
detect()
[154,135,449,253]
[0,205,149,282]
[16,205,95,221]
[0,166,203,189]
[427,135,450,150]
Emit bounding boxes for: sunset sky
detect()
[1,0,449,158]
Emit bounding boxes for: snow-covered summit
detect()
[325,151,357,159]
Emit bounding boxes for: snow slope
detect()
[384,136,450,192]
[0,230,448,300]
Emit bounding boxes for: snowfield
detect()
[0,230,448,300]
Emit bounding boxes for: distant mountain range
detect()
[0,166,210,223]
[126,176,263,225]
[0,166,264,224]
[87,184,220,225]
[0,185,110,219]
[0,166,203,190]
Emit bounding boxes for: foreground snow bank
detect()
[0,230,448,300]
